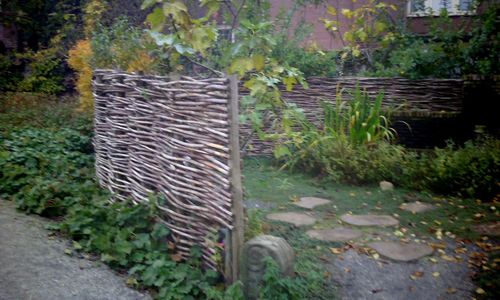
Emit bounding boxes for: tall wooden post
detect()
[227,75,244,283]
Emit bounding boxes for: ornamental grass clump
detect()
[275,85,403,184]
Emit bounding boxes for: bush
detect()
[276,85,400,183]
[402,136,500,199]
[16,48,65,94]
[0,128,97,216]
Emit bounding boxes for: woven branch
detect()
[239,76,465,155]
[92,70,234,269]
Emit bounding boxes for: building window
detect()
[408,0,477,16]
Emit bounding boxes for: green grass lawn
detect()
[242,157,499,299]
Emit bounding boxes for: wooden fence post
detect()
[227,75,244,283]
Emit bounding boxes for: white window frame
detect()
[407,0,477,17]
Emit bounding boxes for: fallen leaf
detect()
[410,271,424,280]
[64,248,72,255]
[441,255,456,262]
[429,257,438,263]
[447,287,457,294]
[432,272,440,277]
[476,287,486,294]
[394,230,404,237]
[330,247,343,254]
[372,253,380,260]
[428,242,446,249]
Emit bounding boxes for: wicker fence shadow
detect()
[240,77,465,155]
[92,70,243,277]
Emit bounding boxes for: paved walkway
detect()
[0,200,150,300]
[266,196,479,300]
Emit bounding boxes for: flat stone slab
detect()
[306,228,362,242]
[293,197,331,209]
[266,212,317,226]
[368,241,434,262]
[400,201,436,213]
[473,222,500,236]
[340,214,399,227]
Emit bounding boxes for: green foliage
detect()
[464,2,500,76]
[324,0,500,78]
[245,209,265,241]
[91,18,161,73]
[0,94,92,137]
[275,85,400,184]
[16,48,65,94]
[402,136,500,199]
[259,257,306,300]
[0,128,97,216]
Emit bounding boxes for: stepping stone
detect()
[473,222,500,236]
[306,227,362,242]
[293,197,331,209]
[266,212,316,226]
[379,181,394,191]
[340,214,399,227]
[368,241,434,262]
[400,201,436,213]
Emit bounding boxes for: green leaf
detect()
[141,0,158,10]
[252,55,265,71]
[274,145,291,159]
[146,8,166,31]
[283,76,298,91]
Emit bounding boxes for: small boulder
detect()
[379,181,394,191]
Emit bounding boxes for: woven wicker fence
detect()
[92,70,244,279]
[240,77,465,155]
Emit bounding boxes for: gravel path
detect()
[328,247,476,300]
[0,200,151,300]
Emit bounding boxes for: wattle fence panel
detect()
[240,77,465,155]
[92,70,244,280]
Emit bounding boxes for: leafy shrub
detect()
[276,85,400,183]
[0,128,96,215]
[259,256,306,300]
[91,18,159,73]
[0,94,92,135]
[402,136,500,199]
[16,48,65,94]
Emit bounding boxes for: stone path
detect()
[266,212,317,226]
[368,242,434,262]
[340,214,399,227]
[0,200,150,300]
[265,196,478,300]
[329,246,475,300]
[306,228,362,242]
[400,201,436,213]
[293,197,331,209]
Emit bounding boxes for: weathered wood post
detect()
[227,75,245,283]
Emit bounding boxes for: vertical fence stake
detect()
[227,75,244,283]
